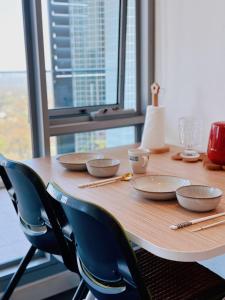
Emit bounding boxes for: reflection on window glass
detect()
[124,0,136,109]
[50,126,135,155]
[42,0,120,108]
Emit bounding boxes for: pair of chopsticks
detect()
[78,175,122,188]
[170,212,225,232]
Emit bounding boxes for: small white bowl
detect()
[176,185,223,212]
[86,158,120,178]
[180,152,200,162]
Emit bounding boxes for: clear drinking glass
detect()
[178,117,203,156]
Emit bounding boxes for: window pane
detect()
[0,1,32,160]
[0,73,31,160]
[42,0,120,109]
[50,127,135,155]
[124,0,136,109]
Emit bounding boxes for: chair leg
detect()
[2,245,37,300]
[84,291,96,300]
[72,278,89,300]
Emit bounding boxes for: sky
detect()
[0,0,51,72]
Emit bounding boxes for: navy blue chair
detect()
[47,181,225,300]
[0,155,88,300]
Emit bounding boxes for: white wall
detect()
[155,0,225,278]
[155,0,225,150]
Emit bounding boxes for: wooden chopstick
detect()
[89,178,118,188]
[192,220,225,232]
[78,175,122,188]
[170,212,225,230]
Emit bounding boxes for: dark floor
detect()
[44,288,76,300]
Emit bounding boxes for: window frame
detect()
[47,0,127,116]
[22,0,154,155]
[22,0,154,157]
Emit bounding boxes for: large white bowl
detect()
[131,175,191,200]
[176,185,223,212]
[57,152,102,171]
[86,158,120,178]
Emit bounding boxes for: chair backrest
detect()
[0,155,77,272]
[0,155,18,213]
[47,182,150,300]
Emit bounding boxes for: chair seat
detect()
[135,248,225,300]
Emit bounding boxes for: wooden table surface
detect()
[25,145,225,262]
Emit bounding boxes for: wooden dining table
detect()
[25,144,225,263]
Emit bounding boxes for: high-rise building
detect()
[70,0,106,107]
[48,0,136,153]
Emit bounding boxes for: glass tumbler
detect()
[178,117,203,156]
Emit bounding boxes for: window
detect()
[40,0,139,155]
[124,0,136,109]
[0,0,32,160]
[0,0,31,268]
[43,0,120,109]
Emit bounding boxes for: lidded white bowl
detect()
[176,185,223,212]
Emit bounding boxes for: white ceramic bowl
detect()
[131,175,191,200]
[176,185,223,212]
[86,158,120,178]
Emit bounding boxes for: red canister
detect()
[207,121,225,165]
